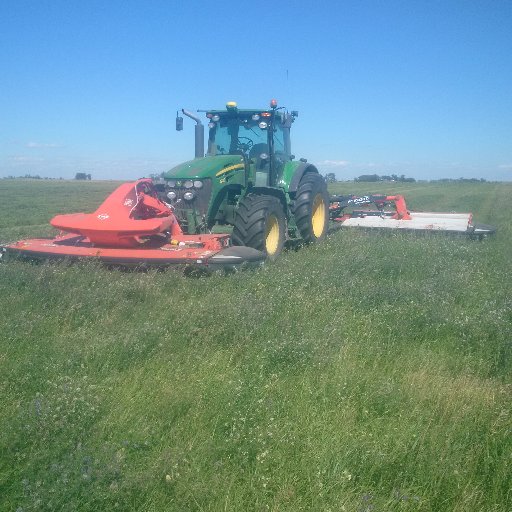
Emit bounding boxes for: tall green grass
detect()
[0,180,510,511]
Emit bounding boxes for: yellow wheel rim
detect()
[311,193,326,238]
[265,214,280,255]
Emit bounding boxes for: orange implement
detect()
[2,179,264,269]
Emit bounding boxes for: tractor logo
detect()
[97,213,109,220]
[124,199,134,206]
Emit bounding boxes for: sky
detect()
[1,0,511,181]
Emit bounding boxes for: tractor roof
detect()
[205,100,276,117]
[204,101,297,122]
[205,108,272,116]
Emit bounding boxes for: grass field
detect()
[0,179,510,511]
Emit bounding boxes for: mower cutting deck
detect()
[1,179,264,269]
[1,182,495,269]
[330,194,496,238]
[2,233,264,269]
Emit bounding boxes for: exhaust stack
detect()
[182,109,204,159]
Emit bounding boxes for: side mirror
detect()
[176,113,184,131]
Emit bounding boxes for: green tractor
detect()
[159,99,329,258]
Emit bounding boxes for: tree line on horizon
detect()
[1,173,491,183]
[324,173,489,183]
[1,173,92,180]
[324,172,415,183]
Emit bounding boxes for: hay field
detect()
[0,179,510,511]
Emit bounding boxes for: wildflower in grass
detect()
[256,450,269,463]
[341,469,352,481]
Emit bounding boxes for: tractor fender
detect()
[288,162,320,196]
[251,187,288,214]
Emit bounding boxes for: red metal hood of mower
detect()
[50,179,180,247]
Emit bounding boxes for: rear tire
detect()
[293,173,330,243]
[232,194,286,259]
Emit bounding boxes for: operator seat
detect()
[249,143,269,160]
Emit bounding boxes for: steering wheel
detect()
[237,137,254,152]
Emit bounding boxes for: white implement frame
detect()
[341,211,474,233]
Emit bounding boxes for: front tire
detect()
[232,194,286,259]
[293,173,330,243]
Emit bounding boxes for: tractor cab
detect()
[204,101,296,188]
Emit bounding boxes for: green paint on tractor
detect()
[158,100,330,258]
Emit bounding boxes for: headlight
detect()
[212,114,220,122]
[193,180,203,189]
[184,180,194,189]
[252,114,260,121]
[166,191,177,200]
[167,179,176,187]
[183,191,195,201]
[258,121,268,129]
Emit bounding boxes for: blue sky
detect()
[1,0,511,181]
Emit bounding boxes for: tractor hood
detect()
[163,155,244,180]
